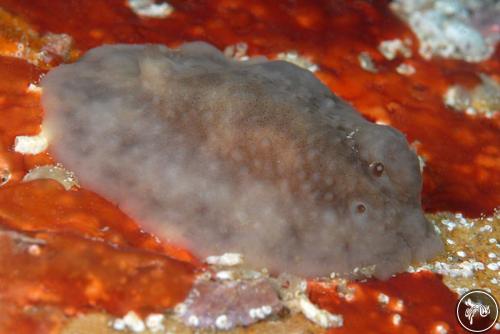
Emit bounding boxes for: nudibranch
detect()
[41,42,442,279]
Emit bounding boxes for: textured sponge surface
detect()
[41,42,442,278]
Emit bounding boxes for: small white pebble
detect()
[215,270,234,280]
[358,52,378,73]
[396,63,415,76]
[488,253,497,259]
[479,225,493,233]
[14,134,48,155]
[205,253,243,266]
[28,244,41,256]
[392,299,404,312]
[174,303,187,316]
[145,314,164,333]
[489,238,497,244]
[215,314,232,330]
[112,318,126,331]
[434,323,448,334]
[392,313,402,326]
[248,305,273,320]
[446,239,455,245]
[440,219,456,231]
[187,315,199,327]
[377,293,390,305]
[487,262,499,271]
[123,311,145,333]
[456,251,466,258]
[491,277,498,284]
[27,83,42,93]
[495,322,500,330]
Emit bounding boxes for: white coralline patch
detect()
[13,133,48,155]
[444,74,499,118]
[299,297,343,329]
[409,260,485,278]
[127,0,173,18]
[205,253,243,266]
[112,311,145,333]
[23,164,79,190]
[275,51,318,72]
[378,39,412,60]
[391,0,498,62]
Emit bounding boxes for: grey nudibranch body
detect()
[41,42,442,279]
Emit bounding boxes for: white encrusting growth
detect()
[112,312,166,333]
[127,0,173,18]
[14,133,48,155]
[408,260,485,278]
[275,51,318,72]
[299,296,343,328]
[145,314,165,333]
[27,83,42,93]
[378,39,412,60]
[391,0,498,62]
[205,253,243,266]
[112,311,145,333]
[248,305,273,320]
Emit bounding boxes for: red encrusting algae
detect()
[0,0,497,333]
[308,271,470,334]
